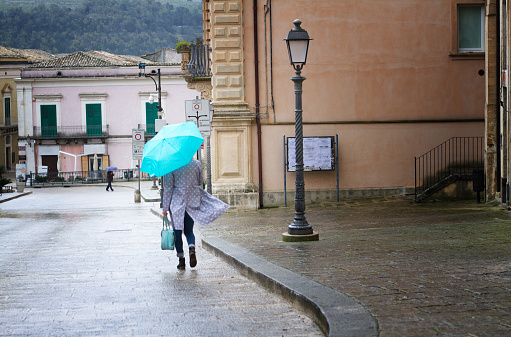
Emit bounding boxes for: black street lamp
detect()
[139,64,163,118]
[139,63,164,202]
[283,20,318,242]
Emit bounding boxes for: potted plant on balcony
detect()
[176,40,191,53]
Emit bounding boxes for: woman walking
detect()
[162,159,229,270]
[106,170,114,191]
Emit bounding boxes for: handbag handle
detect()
[163,215,171,230]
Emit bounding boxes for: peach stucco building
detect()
[192,0,486,209]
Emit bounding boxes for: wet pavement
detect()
[0,182,323,336]
[200,196,511,336]
[3,181,511,336]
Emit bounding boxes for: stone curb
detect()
[202,237,379,337]
[0,191,32,203]
[149,207,378,336]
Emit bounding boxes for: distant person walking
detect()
[106,170,114,191]
[162,159,229,270]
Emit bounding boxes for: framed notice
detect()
[287,136,335,171]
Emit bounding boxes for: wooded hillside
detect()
[0,0,202,55]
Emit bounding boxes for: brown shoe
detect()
[189,247,197,268]
[177,257,186,270]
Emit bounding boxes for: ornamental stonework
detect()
[208,0,247,107]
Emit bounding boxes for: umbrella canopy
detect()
[141,122,204,178]
[105,166,118,171]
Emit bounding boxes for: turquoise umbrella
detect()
[141,122,204,178]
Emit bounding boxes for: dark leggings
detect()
[174,212,195,257]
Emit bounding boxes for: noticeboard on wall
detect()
[287,136,335,171]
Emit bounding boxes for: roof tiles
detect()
[0,45,178,69]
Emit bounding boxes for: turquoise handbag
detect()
[161,216,175,250]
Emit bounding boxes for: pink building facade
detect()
[15,51,198,178]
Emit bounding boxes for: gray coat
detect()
[162,160,229,230]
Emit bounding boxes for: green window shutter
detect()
[41,105,57,138]
[86,103,102,137]
[146,102,158,136]
[4,98,11,126]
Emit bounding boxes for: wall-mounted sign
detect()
[287,136,335,171]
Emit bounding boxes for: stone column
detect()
[486,0,498,201]
[206,0,258,209]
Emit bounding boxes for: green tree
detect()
[0,0,202,55]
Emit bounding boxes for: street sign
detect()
[185,99,212,136]
[132,143,144,160]
[132,129,145,160]
[132,129,144,141]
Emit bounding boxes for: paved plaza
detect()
[0,183,323,336]
[201,196,511,336]
[2,180,511,336]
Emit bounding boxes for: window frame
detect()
[79,92,107,136]
[457,4,485,52]
[34,94,62,137]
[450,0,485,59]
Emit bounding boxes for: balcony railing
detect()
[25,169,151,186]
[415,137,484,202]
[137,124,156,136]
[33,125,109,139]
[187,44,212,78]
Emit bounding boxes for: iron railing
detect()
[187,44,212,78]
[415,137,484,202]
[23,169,150,187]
[33,125,109,139]
[137,124,156,136]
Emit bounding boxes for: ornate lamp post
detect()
[139,64,164,204]
[139,64,163,118]
[283,20,318,242]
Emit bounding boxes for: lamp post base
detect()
[282,232,319,242]
[151,177,158,190]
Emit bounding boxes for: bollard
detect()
[472,169,484,203]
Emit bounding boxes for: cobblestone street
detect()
[201,196,511,336]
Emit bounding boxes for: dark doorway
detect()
[42,155,58,179]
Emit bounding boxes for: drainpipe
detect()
[497,0,502,195]
[254,0,263,208]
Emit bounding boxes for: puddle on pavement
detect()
[0,211,21,218]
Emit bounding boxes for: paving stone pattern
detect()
[201,196,511,337]
[0,186,323,336]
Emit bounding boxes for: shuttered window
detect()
[86,103,102,137]
[41,105,57,138]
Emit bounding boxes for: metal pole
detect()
[287,68,313,235]
[157,69,164,207]
[157,68,162,115]
[207,136,212,194]
[283,135,287,207]
[134,160,141,203]
[336,134,339,202]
